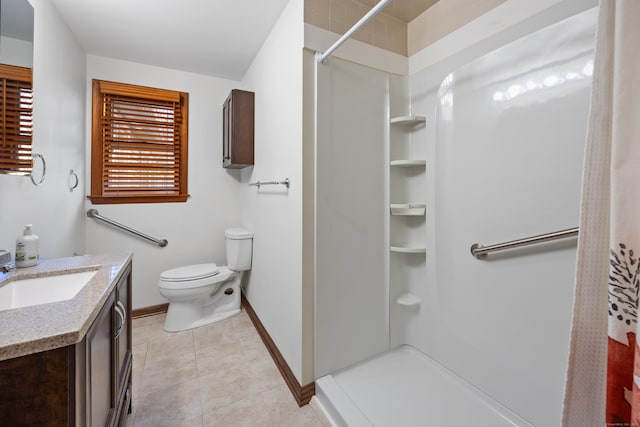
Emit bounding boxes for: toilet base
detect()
[187,306,241,331]
[163,278,242,332]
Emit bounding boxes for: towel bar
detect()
[249,178,290,189]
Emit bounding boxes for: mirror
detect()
[0,0,33,68]
[0,0,34,175]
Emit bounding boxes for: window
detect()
[0,64,33,176]
[89,79,189,204]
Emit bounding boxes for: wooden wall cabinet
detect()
[0,262,132,426]
[223,89,254,168]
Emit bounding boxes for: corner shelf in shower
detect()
[390,203,426,216]
[390,244,426,254]
[390,115,426,126]
[390,160,426,167]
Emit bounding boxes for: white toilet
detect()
[158,227,253,332]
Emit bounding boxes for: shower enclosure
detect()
[314,3,597,426]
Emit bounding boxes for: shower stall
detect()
[313,3,597,426]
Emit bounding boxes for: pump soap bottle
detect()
[15,224,39,268]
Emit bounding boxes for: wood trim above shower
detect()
[241,294,315,406]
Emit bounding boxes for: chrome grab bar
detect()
[87,209,168,247]
[249,178,290,189]
[470,226,578,259]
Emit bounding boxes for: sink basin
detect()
[0,270,97,311]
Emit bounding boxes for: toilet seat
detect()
[159,264,234,290]
[160,263,219,282]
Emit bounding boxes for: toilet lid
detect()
[160,263,220,282]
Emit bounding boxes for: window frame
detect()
[0,64,33,176]
[88,79,189,204]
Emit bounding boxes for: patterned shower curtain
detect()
[563,1,640,426]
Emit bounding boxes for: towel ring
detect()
[69,169,79,192]
[30,153,46,186]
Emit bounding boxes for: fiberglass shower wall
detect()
[410,8,597,426]
[315,57,390,378]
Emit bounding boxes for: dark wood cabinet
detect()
[223,89,254,168]
[113,269,132,426]
[85,289,116,425]
[85,263,132,426]
[0,262,132,426]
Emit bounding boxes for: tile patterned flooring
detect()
[127,310,330,426]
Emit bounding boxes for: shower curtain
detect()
[563,1,640,426]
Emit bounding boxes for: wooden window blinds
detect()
[89,80,189,204]
[0,64,33,176]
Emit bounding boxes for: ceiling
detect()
[1,0,34,41]
[46,0,437,81]
[51,0,291,80]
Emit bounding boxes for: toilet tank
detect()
[225,227,253,271]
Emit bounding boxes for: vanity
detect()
[0,253,133,426]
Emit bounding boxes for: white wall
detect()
[0,0,86,259]
[84,56,241,309]
[314,57,389,378]
[0,36,33,67]
[237,0,308,383]
[410,8,596,426]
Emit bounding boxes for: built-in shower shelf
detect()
[390,115,426,126]
[395,293,421,307]
[390,244,426,254]
[390,204,425,216]
[390,160,426,167]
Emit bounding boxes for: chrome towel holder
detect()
[69,169,79,192]
[29,153,46,186]
[249,178,290,189]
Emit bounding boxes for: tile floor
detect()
[127,310,330,426]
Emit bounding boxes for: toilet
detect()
[158,227,253,332]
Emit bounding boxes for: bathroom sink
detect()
[0,270,97,311]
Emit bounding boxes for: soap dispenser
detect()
[15,224,39,268]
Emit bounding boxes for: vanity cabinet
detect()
[84,263,132,426]
[222,89,254,168]
[0,262,132,426]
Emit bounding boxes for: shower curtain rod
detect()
[317,0,392,64]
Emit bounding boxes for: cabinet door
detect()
[112,265,133,427]
[222,89,254,168]
[115,269,131,393]
[223,94,231,167]
[86,290,116,426]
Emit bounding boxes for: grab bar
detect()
[249,178,290,189]
[470,226,578,259]
[87,209,168,247]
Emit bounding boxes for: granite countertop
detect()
[0,252,132,361]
